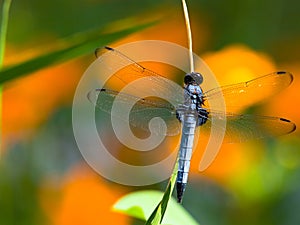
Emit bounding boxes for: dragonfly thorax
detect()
[176,83,209,126]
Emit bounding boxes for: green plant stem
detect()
[0,0,12,156]
[0,0,11,65]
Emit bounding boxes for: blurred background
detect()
[1,0,300,225]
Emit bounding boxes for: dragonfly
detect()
[88,46,296,203]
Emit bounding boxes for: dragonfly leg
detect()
[197,108,209,126]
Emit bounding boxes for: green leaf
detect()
[0,20,156,84]
[114,160,200,225]
[113,190,200,225]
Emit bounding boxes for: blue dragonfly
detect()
[88,46,296,203]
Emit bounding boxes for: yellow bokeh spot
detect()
[202,44,276,85]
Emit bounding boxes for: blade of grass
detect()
[0,0,12,156]
[144,161,178,225]
[0,0,11,65]
[0,20,156,85]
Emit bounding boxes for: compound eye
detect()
[193,72,203,85]
[184,74,194,84]
[184,72,203,85]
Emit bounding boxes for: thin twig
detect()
[181,0,194,72]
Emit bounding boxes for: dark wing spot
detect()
[280,117,291,122]
[280,118,297,133]
[104,46,114,51]
[276,71,286,75]
[95,46,114,57]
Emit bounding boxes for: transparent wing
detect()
[87,88,181,136]
[204,71,293,112]
[96,46,184,106]
[199,109,296,143]
[88,88,296,142]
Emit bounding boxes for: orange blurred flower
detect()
[2,46,83,150]
[40,164,130,225]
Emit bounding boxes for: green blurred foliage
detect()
[0,22,155,84]
[0,107,82,225]
[190,0,300,62]
[7,0,162,44]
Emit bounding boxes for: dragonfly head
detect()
[184,72,203,85]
